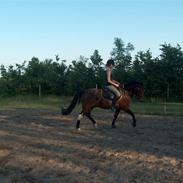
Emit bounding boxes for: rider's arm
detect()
[113,80,120,85]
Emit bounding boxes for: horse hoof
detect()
[94,123,98,128]
[112,125,117,129]
[77,128,81,131]
[133,123,136,127]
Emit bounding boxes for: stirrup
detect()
[114,96,121,108]
[110,99,117,111]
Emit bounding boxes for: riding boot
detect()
[111,95,119,111]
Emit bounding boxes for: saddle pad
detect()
[102,87,115,100]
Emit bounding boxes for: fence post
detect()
[163,99,167,115]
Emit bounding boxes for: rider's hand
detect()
[119,84,124,89]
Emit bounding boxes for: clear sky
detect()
[0,0,183,66]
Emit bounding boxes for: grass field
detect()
[131,101,183,115]
[0,95,183,116]
[0,95,64,110]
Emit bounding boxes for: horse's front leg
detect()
[112,108,120,128]
[124,109,136,127]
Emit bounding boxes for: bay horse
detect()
[62,81,144,130]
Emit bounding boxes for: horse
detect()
[62,81,144,130]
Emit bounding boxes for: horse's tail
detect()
[62,90,84,115]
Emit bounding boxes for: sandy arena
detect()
[0,108,182,183]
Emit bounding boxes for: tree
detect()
[89,50,105,88]
[49,56,67,95]
[133,50,162,97]
[24,57,47,96]
[65,56,91,94]
[111,38,135,83]
[159,43,183,98]
[0,62,26,95]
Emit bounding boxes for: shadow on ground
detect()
[0,108,182,183]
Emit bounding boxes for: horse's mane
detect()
[124,80,143,90]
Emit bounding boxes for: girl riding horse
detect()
[62,80,144,130]
[105,59,121,110]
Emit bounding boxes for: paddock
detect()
[0,109,182,183]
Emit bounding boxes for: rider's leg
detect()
[107,85,121,109]
[112,94,120,106]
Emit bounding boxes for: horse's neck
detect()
[123,88,133,98]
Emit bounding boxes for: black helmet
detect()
[106,59,115,66]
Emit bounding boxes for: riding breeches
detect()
[106,85,121,98]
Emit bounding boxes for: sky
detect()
[0,0,183,66]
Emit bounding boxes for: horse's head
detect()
[124,81,144,102]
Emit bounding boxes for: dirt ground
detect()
[0,108,182,183]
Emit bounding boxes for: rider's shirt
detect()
[106,67,113,85]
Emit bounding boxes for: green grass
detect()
[0,95,183,116]
[0,95,70,111]
[131,101,183,116]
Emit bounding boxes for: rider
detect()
[106,59,121,109]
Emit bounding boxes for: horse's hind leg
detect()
[76,112,83,130]
[85,113,98,128]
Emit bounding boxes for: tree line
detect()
[0,38,183,100]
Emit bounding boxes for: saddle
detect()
[102,87,116,101]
